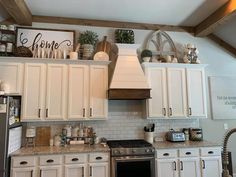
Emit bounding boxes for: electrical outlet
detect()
[224,123,228,130]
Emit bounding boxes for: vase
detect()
[82,44,94,59]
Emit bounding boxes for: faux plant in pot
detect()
[78,30,99,59]
[141,49,152,62]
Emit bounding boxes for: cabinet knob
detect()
[90,108,93,117]
[163,153,169,156]
[169,108,172,116]
[20,161,28,165]
[189,107,192,116]
[72,158,79,162]
[96,156,103,160]
[46,159,54,163]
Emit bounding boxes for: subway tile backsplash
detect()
[23,100,199,141]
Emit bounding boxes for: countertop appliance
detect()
[166,131,186,142]
[189,128,203,141]
[107,139,155,177]
[0,95,22,177]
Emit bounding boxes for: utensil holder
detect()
[145,132,153,144]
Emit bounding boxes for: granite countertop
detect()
[153,140,222,149]
[11,144,110,156]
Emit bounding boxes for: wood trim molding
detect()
[0,17,15,25]
[195,0,236,37]
[208,34,236,57]
[0,0,32,25]
[32,15,195,33]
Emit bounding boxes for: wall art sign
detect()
[16,27,75,53]
[209,76,236,119]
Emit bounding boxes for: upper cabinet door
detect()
[167,68,188,118]
[68,65,89,120]
[0,62,23,94]
[186,68,207,118]
[146,67,168,118]
[45,64,67,120]
[89,65,108,119]
[22,63,46,121]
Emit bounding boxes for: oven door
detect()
[111,156,155,177]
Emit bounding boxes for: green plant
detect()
[115,29,134,44]
[141,49,152,58]
[78,30,99,46]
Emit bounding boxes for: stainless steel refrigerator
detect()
[0,95,22,177]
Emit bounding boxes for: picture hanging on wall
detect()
[16,27,75,58]
[209,76,236,119]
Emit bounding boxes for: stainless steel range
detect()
[107,139,155,177]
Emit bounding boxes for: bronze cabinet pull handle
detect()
[83,108,85,117]
[38,109,41,118]
[46,108,48,117]
[180,161,183,170]
[202,160,206,169]
[90,166,92,176]
[163,153,169,156]
[163,108,166,116]
[185,152,191,155]
[46,159,54,163]
[72,158,79,162]
[173,161,177,171]
[169,108,172,116]
[90,108,92,117]
[20,161,28,165]
[82,166,84,177]
[95,156,103,160]
[189,107,192,116]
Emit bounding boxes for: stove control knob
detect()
[132,149,137,153]
[145,149,150,153]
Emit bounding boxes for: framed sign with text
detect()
[16,27,75,53]
[209,76,236,119]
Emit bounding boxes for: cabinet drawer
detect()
[89,153,109,162]
[200,147,221,156]
[12,156,36,167]
[39,155,62,166]
[156,149,178,159]
[179,148,199,157]
[65,154,87,164]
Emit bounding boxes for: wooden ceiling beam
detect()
[32,15,195,33]
[195,0,236,37]
[208,34,236,57]
[0,0,32,25]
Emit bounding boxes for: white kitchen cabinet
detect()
[45,64,67,120]
[68,64,108,120]
[167,67,187,118]
[156,158,178,177]
[146,67,167,118]
[11,167,36,177]
[200,147,222,177]
[143,63,207,119]
[186,68,207,118]
[65,164,86,177]
[11,156,37,177]
[0,62,23,94]
[89,65,108,119]
[22,63,67,121]
[89,163,109,177]
[156,148,201,177]
[39,166,62,177]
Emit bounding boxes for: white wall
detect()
[30,22,236,172]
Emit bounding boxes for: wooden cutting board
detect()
[35,127,51,146]
[95,36,111,55]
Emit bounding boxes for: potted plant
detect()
[78,30,99,59]
[141,49,152,62]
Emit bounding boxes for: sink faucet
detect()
[222,128,236,177]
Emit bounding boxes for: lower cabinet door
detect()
[64,164,87,177]
[201,157,222,177]
[11,167,36,177]
[89,163,109,177]
[179,158,200,177]
[156,159,178,177]
[39,166,62,177]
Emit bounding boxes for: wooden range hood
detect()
[108,44,151,100]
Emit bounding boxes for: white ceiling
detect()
[24,0,227,26]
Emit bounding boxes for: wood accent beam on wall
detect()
[0,0,32,25]
[208,34,236,57]
[32,15,195,33]
[0,17,15,25]
[195,0,236,37]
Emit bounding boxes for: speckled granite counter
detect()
[153,140,221,149]
[11,144,110,156]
